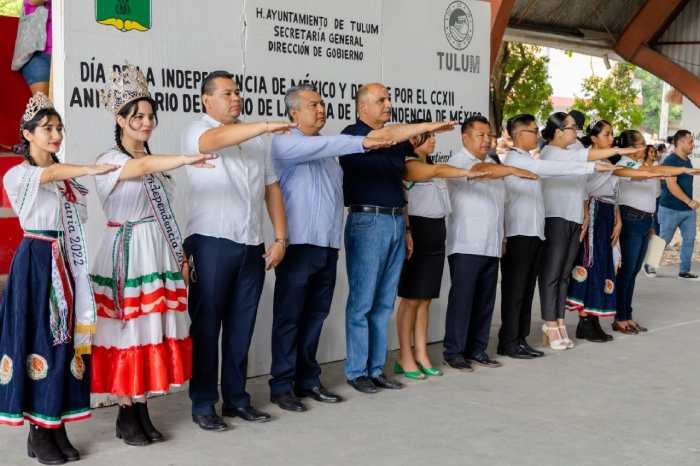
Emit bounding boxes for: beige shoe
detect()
[542,324,568,351]
[559,325,575,349]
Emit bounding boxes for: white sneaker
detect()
[678,272,700,281]
[643,264,657,278]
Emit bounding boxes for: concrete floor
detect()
[2,264,700,466]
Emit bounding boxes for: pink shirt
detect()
[23,0,51,55]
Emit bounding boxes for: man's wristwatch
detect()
[274,238,289,248]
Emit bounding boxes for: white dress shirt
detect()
[405,156,451,219]
[445,148,506,257]
[181,114,278,245]
[540,145,590,223]
[503,147,595,240]
[616,156,658,213]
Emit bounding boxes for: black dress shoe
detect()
[371,373,404,389]
[518,339,545,357]
[347,376,379,394]
[295,386,344,403]
[444,356,474,371]
[222,405,272,423]
[270,393,307,412]
[192,414,229,432]
[497,345,535,359]
[467,352,502,368]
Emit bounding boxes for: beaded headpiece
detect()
[22,92,54,123]
[101,64,151,115]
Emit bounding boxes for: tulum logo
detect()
[95,0,151,32]
[443,1,474,50]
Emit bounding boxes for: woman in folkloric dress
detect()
[0,93,117,464]
[90,65,214,446]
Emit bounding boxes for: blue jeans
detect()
[616,207,652,321]
[344,212,405,380]
[658,205,697,274]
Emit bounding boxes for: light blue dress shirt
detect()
[272,129,365,248]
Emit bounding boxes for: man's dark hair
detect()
[506,113,536,137]
[461,115,490,133]
[201,70,235,96]
[673,129,692,146]
[667,135,674,145]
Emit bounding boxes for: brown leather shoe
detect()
[612,321,638,335]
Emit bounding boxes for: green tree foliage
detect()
[490,42,553,136]
[570,63,644,131]
[634,68,682,134]
[0,0,22,17]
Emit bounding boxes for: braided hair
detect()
[114,96,170,178]
[20,108,63,167]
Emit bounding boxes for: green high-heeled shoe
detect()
[418,363,444,377]
[393,361,427,380]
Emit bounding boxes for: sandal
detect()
[393,361,427,380]
[417,363,444,377]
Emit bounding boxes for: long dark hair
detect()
[20,108,62,166]
[113,96,170,178]
[540,112,568,143]
[612,129,642,165]
[580,119,612,148]
[114,96,159,158]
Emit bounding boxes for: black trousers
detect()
[498,236,544,350]
[538,218,581,321]
[443,254,499,360]
[269,244,338,396]
[184,234,265,415]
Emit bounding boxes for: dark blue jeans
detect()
[616,207,652,321]
[269,245,338,395]
[184,234,265,415]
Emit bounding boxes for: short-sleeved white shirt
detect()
[3,164,59,230]
[404,156,451,219]
[503,148,594,240]
[540,145,591,223]
[181,114,278,245]
[445,148,506,258]
[616,156,658,213]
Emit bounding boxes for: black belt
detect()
[349,205,405,216]
[620,205,654,218]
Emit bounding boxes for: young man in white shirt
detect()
[444,116,537,370]
[181,71,292,431]
[498,114,617,358]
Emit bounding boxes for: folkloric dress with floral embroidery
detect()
[0,164,94,428]
[90,149,191,397]
[566,170,619,317]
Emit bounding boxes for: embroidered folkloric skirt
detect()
[0,235,91,428]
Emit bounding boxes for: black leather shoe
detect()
[518,339,545,357]
[192,414,228,432]
[270,393,307,412]
[576,316,609,343]
[347,376,379,394]
[222,405,272,423]
[497,344,535,359]
[295,386,344,403]
[444,356,474,371]
[371,373,404,389]
[467,352,502,368]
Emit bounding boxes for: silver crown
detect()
[22,92,54,123]
[101,64,151,115]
